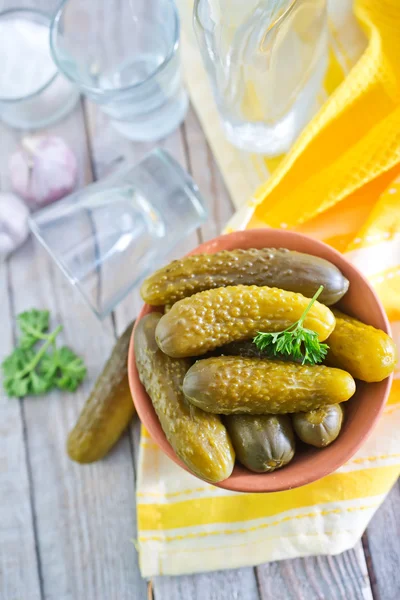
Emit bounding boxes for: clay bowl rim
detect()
[128,229,393,493]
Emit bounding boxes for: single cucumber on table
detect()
[156,285,335,358]
[140,247,349,306]
[326,309,397,382]
[134,313,235,483]
[67,321,135,464]
[225,414,295,473]
[183,357,355,414]
[293,404,343,448]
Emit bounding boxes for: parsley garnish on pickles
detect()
[253,286,329,365]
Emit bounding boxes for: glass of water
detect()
[50,0,188,141]
[194,0,328,155]
[29,149,207,319]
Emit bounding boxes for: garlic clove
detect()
[9,135,78,208]
[0,192,30,258]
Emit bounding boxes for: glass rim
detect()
[194,0,298,33]
[0,7,61,103]
[50,0,181,98]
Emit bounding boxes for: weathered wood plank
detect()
[181,106,235,242]
[0,5,70,600]
[153,567,260,600]
[0,259,42,600]
[7,240,144,600]
[255,543,373,600]
[0,5,47,593]
[363,481,400,600]
[1,99,147,599]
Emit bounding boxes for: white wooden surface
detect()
[0,1,399,599]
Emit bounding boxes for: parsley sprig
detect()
[253,286,329,365]
[2,309,87,398]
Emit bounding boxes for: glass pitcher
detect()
[193,0,328,155]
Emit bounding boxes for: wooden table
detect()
[1,1,399,598]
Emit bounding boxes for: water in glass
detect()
[50,0,188,141]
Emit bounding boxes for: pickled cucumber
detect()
[141,248,349,306]
[293,404,343,448]
[67,321,136,464]
[326,309,397,382]
[183,357,355,414]
[225,414,295,473]
[134,313,235,483]
[156,285,335,358]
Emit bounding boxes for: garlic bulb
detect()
[0,193,30,257]
[9,135,78,208]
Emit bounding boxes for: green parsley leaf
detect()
[253,285,330,366]
[4,375,30,398]
[38,352,59,382]
[2,309,86,398]
[17,309,50,349]
[53,347,87,392]
[29,369,54,395]
[2,347,35,379]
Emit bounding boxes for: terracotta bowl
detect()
[128,229,392,493]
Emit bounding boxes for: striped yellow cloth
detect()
[136,0,400,576]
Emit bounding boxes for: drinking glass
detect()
[194,0,328,155]
[0,8,79,129]
[50,0,188,141]
[29,149,207,319]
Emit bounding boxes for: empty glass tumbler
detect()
[29,149,207,319]
[194,0,328,155]
[50,0,188,141]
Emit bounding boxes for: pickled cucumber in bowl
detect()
[135,246,396,479]
[141,247,349,306]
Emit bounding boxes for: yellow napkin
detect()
[136,0,400,577]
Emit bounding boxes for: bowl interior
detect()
[128,229,392,493]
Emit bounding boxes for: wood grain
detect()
[154,567,261,600]
[256,543,372,600]
[363,481,400,600]
[181,106,235,243]
[0,5,44,596]
[0,261,42,600]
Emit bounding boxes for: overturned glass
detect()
[29,150,207,319]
